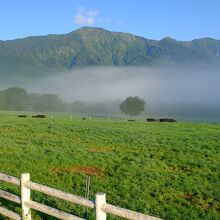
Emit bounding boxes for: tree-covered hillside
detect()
[0,27,220,77]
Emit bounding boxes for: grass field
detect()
[0,114,219,219]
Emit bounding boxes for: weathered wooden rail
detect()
[0,172,161,220]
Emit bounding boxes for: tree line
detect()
[1,87,217,118]
[0,87,122,113]
[0,87,146,118]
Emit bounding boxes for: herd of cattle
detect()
[18,115,46,118]
[18,115,177,122]
[147,118,177,122]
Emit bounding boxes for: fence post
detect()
[21,173,31,220]
[95,193,106,220]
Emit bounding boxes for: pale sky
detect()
[0,0,219,40]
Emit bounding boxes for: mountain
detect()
[0,27,220,77]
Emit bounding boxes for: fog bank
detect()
[0,65,219,109]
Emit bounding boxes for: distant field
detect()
[0,114,219,220]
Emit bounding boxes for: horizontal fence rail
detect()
[25,180,94,209]
[0,172,162,220]
[0,190,21,204]
[102,204,160,220]
[0,173,20,186]
[26,200,84,220]
[0,207,21,220]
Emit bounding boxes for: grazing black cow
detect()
[18,115,26,118]
[146,118,157,122]
[159,118,177,122]
[32,114,46,118]
[82,117,86,120]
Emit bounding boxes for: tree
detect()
[32,93,66,112]
[120,96,145,118]
[69,101,87,113]
[0,87,31,110]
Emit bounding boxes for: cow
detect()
[159,118,177,122]
[146,118,157,122]
[32,114,46,118]
[18,115,27,118]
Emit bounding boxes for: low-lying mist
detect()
[0,65,219,118]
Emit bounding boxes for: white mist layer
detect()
[1,66,220,105]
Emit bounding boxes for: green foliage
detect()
[0,87,31,110]
[0,27,220,77]
[69,101,88,113]
[32,93,66,112]
[0,115,219,219]
[0,87,119,114]
[120,96,145,118]
[0,87,68,112]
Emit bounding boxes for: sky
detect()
[0,0,219,41]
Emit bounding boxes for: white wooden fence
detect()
[0,172,161,220]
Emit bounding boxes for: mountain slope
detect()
[0,27,220,77]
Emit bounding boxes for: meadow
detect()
[0,114,219,219]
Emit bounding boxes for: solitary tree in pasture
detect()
[120,96,145,118]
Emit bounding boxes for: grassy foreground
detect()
[0,115,219,220]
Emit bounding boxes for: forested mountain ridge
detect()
[0,27,220,76]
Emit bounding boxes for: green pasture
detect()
[0,114,219,219]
